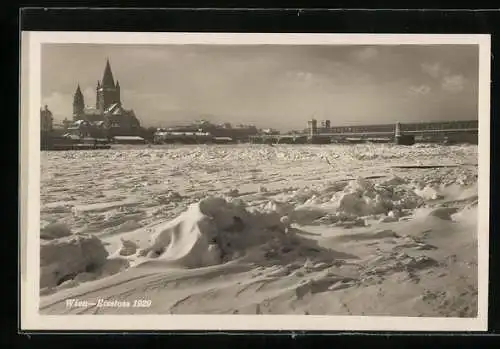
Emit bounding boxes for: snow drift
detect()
[40,234,109,289]
[117,174,478,272]
[136,196,293,268]
[39,174,478,294]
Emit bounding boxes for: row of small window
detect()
[324,121,477,133]
[402,121,478,131]
[328,127,392,133]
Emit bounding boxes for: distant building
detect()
[40,105,53,132]
[153,120,259,144]
[65,119,106,139]
[61,118,72,130]
[307,119,318,137]
[320,119,331,129]
[70,59,141,138]
[262,128,280,135]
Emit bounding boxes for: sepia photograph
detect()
[21,32,490,331]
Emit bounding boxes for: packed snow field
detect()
[39,144,478,316]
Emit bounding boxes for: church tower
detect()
[72,84,85,120]
[116,80,121,105]
[96,59,121,113]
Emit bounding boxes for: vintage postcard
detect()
[21,32,490,331]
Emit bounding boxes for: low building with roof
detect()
[112,135,146,144]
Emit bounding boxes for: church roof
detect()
[105,103,120,114]
[73,84,84,106]
[104,103,135,117]
[75,84,83,96]
[101,59,115,88]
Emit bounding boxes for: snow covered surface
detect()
[39,144,478,316]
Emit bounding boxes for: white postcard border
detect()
[21,32,491,331]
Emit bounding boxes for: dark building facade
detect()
[40,105,53,133]
[70,59,141,138]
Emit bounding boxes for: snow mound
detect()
[40,234,109,289]
[40,222,72,240]
[136,197,290,268]
[428,207,460,221]
[330,177,424,217]
[272,174,476,225]
[239,176,447,227]
[414,185,443,200]
[118,238,138,256]
[451,205,478,226]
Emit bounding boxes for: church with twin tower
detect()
[72,59,141,136]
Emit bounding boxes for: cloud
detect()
[421,62,468,94]
[408,84,431,96]
[292,71,313,82]
[421,62,446,79]
[441,74,466,93]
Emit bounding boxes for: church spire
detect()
[74,83,83,102]
[101,58,115,88]
[73,83,85,118]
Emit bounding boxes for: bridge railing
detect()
[318,128,477,137]
[248,127,478,140]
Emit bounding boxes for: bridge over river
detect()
[250,120,478,144]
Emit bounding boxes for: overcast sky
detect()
[41,44,479,130]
